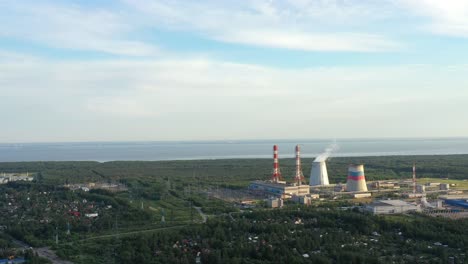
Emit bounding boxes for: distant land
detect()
[1,138,468,162]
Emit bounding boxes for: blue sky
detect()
[1,0,468,142]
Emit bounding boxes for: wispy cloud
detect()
[397,0,468,37]
[215,30,400,52]
[0,1,159,56]
[123,0,401,52]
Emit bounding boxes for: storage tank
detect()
[309,161,329,186]
[346,164,368,192]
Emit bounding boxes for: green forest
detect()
[0,155,467,263]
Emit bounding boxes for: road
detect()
[12,239,73,264]
[79,224,187,242]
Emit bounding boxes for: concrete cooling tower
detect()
[309,161,329,186]
[346,164,368,192]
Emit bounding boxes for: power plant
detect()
[309,161,329,186]
[246,144,468,220]
[346,164,368,192]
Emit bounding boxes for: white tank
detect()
[309,161,329,186]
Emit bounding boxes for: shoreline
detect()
[1,153,468,163]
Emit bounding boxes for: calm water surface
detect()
[1,138,468,162]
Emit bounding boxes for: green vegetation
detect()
[0,155,467,263]
[61,206,468,263]
[1,154,467,186]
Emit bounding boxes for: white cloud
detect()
[397,0,468,37]
[215,30,400,52]
[0,1,159,56]
[1,56,467,141]
[123,0,401,52]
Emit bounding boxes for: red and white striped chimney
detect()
[294,145,305,184]
[271,145,282,182]
[412,163,416,194]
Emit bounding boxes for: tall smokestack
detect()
[412,163,416,194]
[294,145,305,185]
[271,145,282,183]
[346,164,368,192]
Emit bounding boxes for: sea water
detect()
[1,138,468,162]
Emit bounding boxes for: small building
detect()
[371,182,397,189]
[416,185,426,193]
[353,193,371,199]
[85,213,99,218]
[405,193,424,198]
[267,197,283,208]
[334,184,345,192]
[425,182,440,187]
[366,200,421,214]
[447,190,463,195]
[296,194,320,205]
[439,183,450,191]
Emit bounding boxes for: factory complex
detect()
[249,144,371,201]
[0,173,34,184]
[248,144,468,215]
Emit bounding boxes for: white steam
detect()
[314,142,339,162]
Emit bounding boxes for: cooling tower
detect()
[309,161,329,186]
[346,164,368,192]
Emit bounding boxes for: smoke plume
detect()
[314,142,339,162]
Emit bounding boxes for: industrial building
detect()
[366,200,421,214]
[346,164,368,192]
[249,181,310,199]
[309,161,329,186]
[444,199,468,209]
[439,195,468,209]
[267,197,284,208]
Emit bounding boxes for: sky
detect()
[1,0,468,143]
